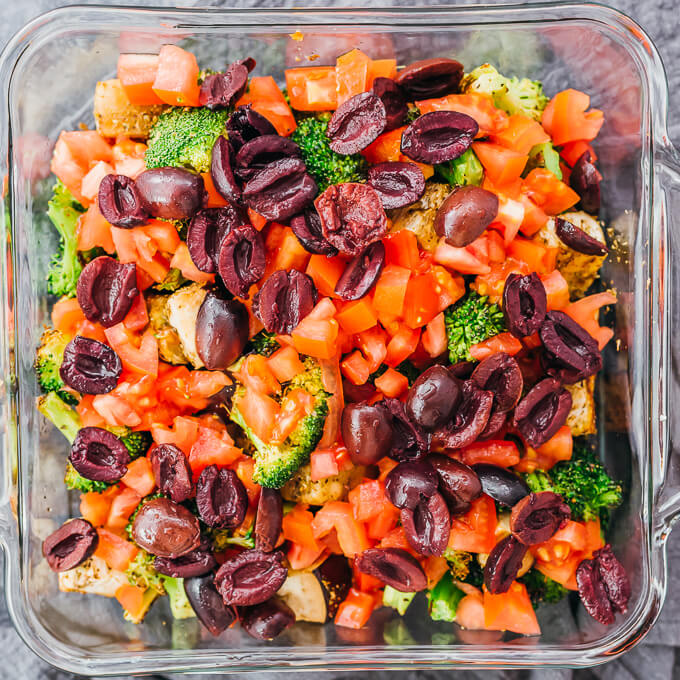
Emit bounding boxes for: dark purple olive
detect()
[43,519,98,572]
[342,379,377,404]
[237,57,256,73]
[484,535,528,594]
[241,598,295,640]
[355,548,428,592]
[214,549,287,606]
[226,105,277,152]
[154,541,217,578]
[384,460,438,510]
[434,185,499,247]
[428,454,482,515]
[184,575,238,636]
[199,63,249,109]
[187,204,249,273]
[210,136,241,203]
[59,335,122,395]
[368,162,426,210]
[570,150,602,215]
[470,352,523,412]
[195,291,249,369]
[473,463,529,507]
[334,241,385,301]
[512,377,572,448]
[196,465,248,529]
[97,174,149,228]
[405,365,462,431]
[255,488,283,553]
[341,402,394,466]
[253,269,317,334]
[510,491,571,545]
[539,310,603,384]
[76,256,138,328]
[235,135,301,176]
[449,361,476,380]
[131,497,201,558]
[555,216,607,256]
[396,58,463,99]
[202,383,236,425]
[136,167,205,220]
[400,492,450,556]
[70,426,130,482]
[478,407,508,440]
[401,111,478,165]
[380,398,429,462]
[372,77,408,132]
[327,92,387,155]
[149,443,193,503]
[503,273,547,338]
[289,208,338,256]
[217,224,266,298]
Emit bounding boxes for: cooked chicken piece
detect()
[166,284,207,369]
[94,79,165,139]
[388,182,451,252]
[535,211,607,298]
[58,555,128,597]
[281,463,364,505]
[147,294,189,365]
[565,375,597,437]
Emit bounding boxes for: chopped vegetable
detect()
[35,328,78,405]
[519,568,569,607]
[428,571,466,622]
[38,391,82,443]
[64,462,111,493]
[383,585,416,615]
[435,148,484,187]
[525,142,562,180]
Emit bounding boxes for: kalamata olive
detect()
[210,136,241,203]
[484,535,528,594]
[315,183,388,256]
[555,216,608,256]
[196,465,248,529]
[149,443,193,503]
[432,381,493,450]
[241,598,295,640]
[326,92,387,155]
[214,549,287,606]
[570,150,602,215]
[70,426,130,482]
[372,77,408,132]
[76,256,138,328]
[184,575,238,636]
[400,492,450,556]
[59,335,122,395]
[405,365,462,431]
[503,273,547,339]
[131,497,201,558]
[384,460,438,510]
[154,539,217,578]
[226,105,277,152]
[342,379,376,404]
[355,548,428,592]
[478,408,508,441]
[368,162,426,210]
[380,398,429,462]
[235,135,302,176]
[217,224,266,298]
[433,185,499,247]
[136,167,206,220]
[470,353,523,412]
[253,269,317,334]
[341,402,393,465]
[43,519,98,572]
[473,463,529,507]
[539,311,603,384]
[510,491,571,545]
[97,174,149,228]
[401,111,478,165]
[187,204,249,273]
[428,454,482,515]
[512,377,572,448]
[199,63,249,109]
[449,361,475,380]
[195,291,249,369]
[396,58,463,99]
[289,208,338,256]
[255,488,283,553]
[202,383,236,425]
[334,241,385,301]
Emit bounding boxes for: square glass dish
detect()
[0,3,679,675]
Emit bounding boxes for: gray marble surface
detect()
[1,0,679,678]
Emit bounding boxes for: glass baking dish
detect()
[0,2,679,674]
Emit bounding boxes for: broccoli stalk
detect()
[154,267,189,293]
[442,549,473,581]
[64,462,110,493]
[383,585,416,615]
[436,149,484,187]
[245,330,280,358]
[525,142,562,180]
[427,571,466,622]
[163,576,196,620]
[126,550,166,594]
[34,328,79,405]
[37,391,82,443]
[519,568,568,608]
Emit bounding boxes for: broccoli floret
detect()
[120,430,153,459]
[79,246,107,264]
[369,360,420,387]
[519,568,568,608]
[126,550,166,594]
[210,524,255,552]
[37,391,82,443]
[291,114,368,192]
[436,149,484,187]
[230,357,329,488]
[442,549,473,581]
[525,142,562,180]
[163,576,196,619]
[405,104,421,124]
[46,181,85,298]
[428,571,466,622]
[460,555,484,588]
[64,462,111,493]
[245,330,280,358]
[145,106,230,173]
[34,328,78,405]
[154,268,189,293]
[461,64,549,122]
[444,291,506,363]
[383,585,416,616]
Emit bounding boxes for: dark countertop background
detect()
[2,1,678,678]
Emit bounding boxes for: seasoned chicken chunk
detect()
[565,376,596,437]
[166,283,207,368]
[58,555,128,597]
[147,294,189,365]
[281,464,364,505]
[94,79,165,139]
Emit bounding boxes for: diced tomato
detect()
[201,171,229,208]
[355,326,388,372]
[448,495,497,554]
[123,294,149,332]
[341,350,371,386]
[431,265,466,310]
[560,140,597,168]
[469,332,523,361]
[458,440,521,468]
[285,66,337,111]
[490,114,550,154]
[383,230,422,270]
[515,425,573,473]
[335,588,376,629]
[354,562,384,592]
[95,528,139,571]
[335,48,372,106]
[416,93,509,137]
[422,312,448,358]
[348,479,389,522]
[170,242,214,284]
[188,425,242,478]
[564,292,617,349]
[234,387,280,443]
[533,520,587,565]
[366,503,399,540]
[270,388,315,445]
[456,592,486,631]
[282,505,322,553]
[472,257,530,304]
[306,254,347,298]
[522,168,580,215]
[80,160,114,202]
[336,298,377,335]
[534,555,581,590]
[121,457,156,497]
[492,195,525,245]
[385,324,420,367]
[292,315,340,359]
[151,416,199,455]
[379,525,414,554]
[106,486,142,532]
[518,193,550,237]
[368,58,397,85]
[92,393,141,428]
[264,224,311,278]
[311,501,370,558]
[402,273,441,329]
[541,269,570,310]
[104,325,158,377]
[542,89,604,146]
[434,240,491,276]
[423,556,450,590]
[374,367,409,398]
[117,53,163,105]
[236,76,296,136]
[77,204,115,254]
[80,486,118,527]
[310,448,340,481]
[76,395,107,429]
[267,346,305,384]
[362,127,435,179]
[472,142,528,186]
[115,584,149,621]
[372,264,411,316]
[287,542,327,570]
[506,237,557,276]
[152,45,200,106]
[483,582,540,635]
[237,354,281,396]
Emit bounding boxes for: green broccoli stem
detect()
[427,571,466,622]
[37,392,82,443]
[383,585,416,616]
